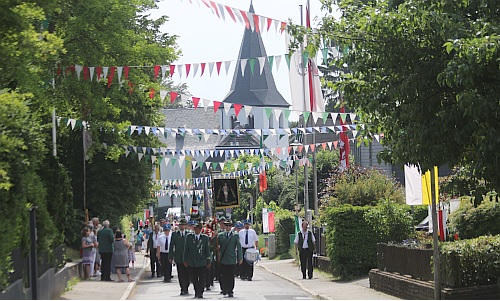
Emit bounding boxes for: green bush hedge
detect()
[441,235,500,288]
[449,198,500,239]
[324,202,417,280]
[275,217,295,256]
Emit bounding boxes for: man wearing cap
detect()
[217,220,242,297]
[169,218,190,295]
[183,221,212,299]
[239,220,258,281]
[215,217,226,294]
[157,224,172,282]
[233,221,244,278]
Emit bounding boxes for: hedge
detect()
[441,235,500,288]
[275,217,295,256]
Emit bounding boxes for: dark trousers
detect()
[150,251,161,276]
[205,259,214,288]
[189,266,206,297]
[221,264,236,294]
[216,262,224,291]
[176,262,190,293]
[100,252,113,281]
[299,248,313,278]
[160,253,172,281]
[241,248,254,280]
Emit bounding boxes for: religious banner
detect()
[213,178,239,209]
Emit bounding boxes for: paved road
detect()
[130,264,314,300]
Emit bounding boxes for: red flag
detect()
[149,88,155,99]
[83,66,89,81]
[200,63,206,76]
[169,64,175,77]
[124,66,130,80]
[186,64,191,77]
[259,168,268,192]
[225,6,236,23]
[107,66,115,88]
[339,107,350,171]
[253,14,260,33]
[192,97,200,109]
[233,103,243,116]
[170,91,178,103]
[213,101,222,113]
[268,211,275,233]
[216,62,222,75]
[241,11,250,29]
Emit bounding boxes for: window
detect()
[230,115,236,129]
[248,114,255,129]
[279,112,284,129]
[269,113,274,129]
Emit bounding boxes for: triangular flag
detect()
[275,55,282,71]
[268,55,274,70]
[285,53,291,70]
[177,64,183,78]
[153,65,160,79]
[213,101,222,112]
[224,60,231,75]
[216,61,222,75]
[267,18,273,32]
[225,5,236,23]
[258,57,266,75]
[208,62,215,77]
[200,63,206,76]
[240,59,248,76]
[234,104,243,117]
[240,10,250,29]
[192,63,199,77]
[185,64,191,77]
[161,65,168,79]
[170,91,178,103]
[253,14,260,33]
[192,97,200,109]
[160,90,168,102]
[75,64,83,80]
[249,58,256,75]
[244,105,253,117]
[203,99,210,111]
[107,66,115,88]
[217,3,225,21]
[169,64,175,77]
[223,102,232,115]
[117,66,123,84]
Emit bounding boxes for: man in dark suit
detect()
[146,224,162,277]
[183,221,211,299]
[169,218,190,295]
[217,220,242,297]
[97,220,114,281]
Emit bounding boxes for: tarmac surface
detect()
[59,252,399,300]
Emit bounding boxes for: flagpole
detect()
[299,4,310,217]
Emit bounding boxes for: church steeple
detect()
[222,3,289,108]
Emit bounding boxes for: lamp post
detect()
[290,140,302,211]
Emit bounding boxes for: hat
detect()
[243,219,251,224]
[163,224,171,231]
[192,221,202,228]
[218,217,226,223]
[178,218,187,225]
[235,221,244,229]
[187,220,196,226]
[223,220,233,225]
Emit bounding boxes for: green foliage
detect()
[310,0,500,192]
[441,235,500,288]
[320,165,404,208]
[410,205,428,226]
[275,217,295,256]
[365,200,413,243]
[324,205,379,279]
[449,197,500,239]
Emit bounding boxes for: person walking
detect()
[183,221,211,299]
[81,227,96,280]
[238,219,258,281]
[294,220,316,279]
[146,224,162,278]
[97,220,115,281]
[169,218,190,295]
[113,231,133,282]
[217,220,242,297]
[157,224,172,282]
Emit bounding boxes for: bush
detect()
[441,235,500,288]
[324,205,379,279]
[449,197,500,239]
[275,217,295,256]
[324,203,417,280]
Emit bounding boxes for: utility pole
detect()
[430,167,441,299]
[299,4,309,216]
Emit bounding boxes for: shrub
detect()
[441,235,500,288]
[449,197,500,239]
[275,217,295,256]
[365,200,413,243]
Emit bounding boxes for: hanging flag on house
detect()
[404,165,439,205]
[259,165,268,192]
[339,106,350,171]
[286,0,325,113]
[262,208,275,233]
[294,215,302,239]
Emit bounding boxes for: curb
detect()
[120,261,147,300]
[257,263,327,300]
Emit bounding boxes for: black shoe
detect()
[228,293,234,298]
[247,278,252,281]
[198,296,203,299]
[151,274,155,278]
[157,275,162,278]
[163,279,171,283]
[205,287,211,291]
[303,275,306,279]
[309,276,313,279]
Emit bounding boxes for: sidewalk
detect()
[59,253,147,300]
[257,257,399,300]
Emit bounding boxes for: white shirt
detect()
[152,231,162,248]
[157,233,171,253]
[294,230,316,249]
[239,228,258,248]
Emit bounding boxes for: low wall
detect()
[369,269,500,300]
[0,261,81,300]
[315,255,332,274]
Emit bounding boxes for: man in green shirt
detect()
[183,221,211,299]
[217,220,242,297]
[169,218,190,295]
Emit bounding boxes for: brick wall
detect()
[369,269,500,300]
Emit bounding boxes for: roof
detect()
[216,124,261,149]
[160,108,222,151]
[222,3,290,108]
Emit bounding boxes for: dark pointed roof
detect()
[222,3,290,108]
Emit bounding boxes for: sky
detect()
[148,0,338,104]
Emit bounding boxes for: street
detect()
[130,264,315,300]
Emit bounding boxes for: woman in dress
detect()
[113,230,133,282]
[81,227,96,279]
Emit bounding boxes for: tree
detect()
[295,0,500,191]
[49,0,179,233]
